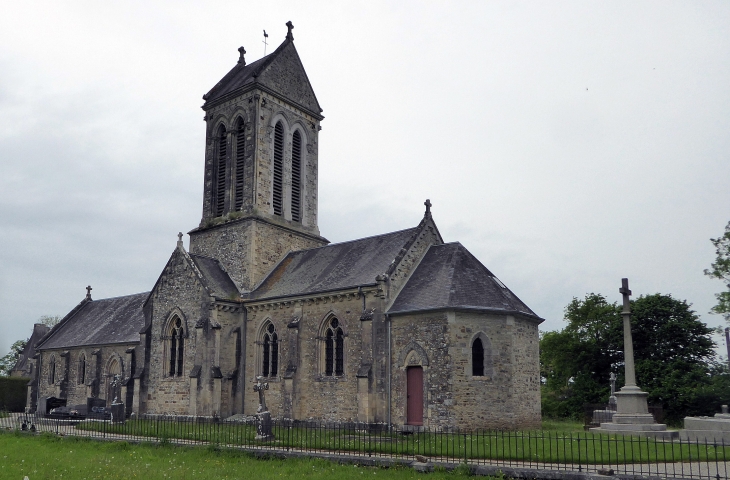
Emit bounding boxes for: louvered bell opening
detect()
[235,121,246,210]
[273,122,284,216]
[291,130,302,222]
[215,127,227,217]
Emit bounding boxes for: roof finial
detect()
[177,232,184,249]
[424,199,432,216]
[86,285,93,301]
[237,46,246,65]
[286,21,294,41]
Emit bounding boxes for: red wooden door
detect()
[406,366,423,425]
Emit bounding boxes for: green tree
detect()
[0,339,28,376]
[541,293,717,423]
[38,315,62,327]
[705,221,730,321]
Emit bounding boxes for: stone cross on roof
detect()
[86,285,92,300]
[286,21,294,41]
[424,199,432,216]
[177,232,184,248]
[238,46,246,65]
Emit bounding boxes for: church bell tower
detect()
[188,22,328,292]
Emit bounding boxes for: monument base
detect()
[589,385,678,439]
[255,411,275,441]
[680,414,730,444]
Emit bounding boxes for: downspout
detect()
[241,307,247,413]
[386,313,392,429]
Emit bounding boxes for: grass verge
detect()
[0,430,478,480]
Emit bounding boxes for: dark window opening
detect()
[169,317,184,377]
[324,317,344,376]
[291,130,302,222]
[262,323,278,377]
[472,338,484,376]
[78,356,86,385]
[273,122,284,216]
[49,358,56,384]
[234,118,246,210]
[215,126,228,217]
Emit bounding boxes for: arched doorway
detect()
[406,366,423,426]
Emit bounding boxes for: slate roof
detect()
[38,292,149,350]
[189,253,239,299]
[203,52,273,104]
[10,323,50,376]
[388,243,542,321]
[250,227,420,300]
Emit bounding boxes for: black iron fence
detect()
[2,413,728,479]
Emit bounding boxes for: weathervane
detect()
[263,30,268,55]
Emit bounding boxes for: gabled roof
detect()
[388,243,542,321]
[249,227,420,300]
[189,253,239,300]
[203,36,322,116]
[10,323,50,376]
[37,292,149,350]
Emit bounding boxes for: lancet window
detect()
[234,117,246,210]
[78,353,86,385]
[48,355,56,384]
[272,121,284,216]
[214,125,228,217]
[291,130,302,222]
[471,333,493,377]
[324,317,344,376]
[260,322,278,377]
[168,317,185,377]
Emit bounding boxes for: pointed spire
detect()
[237,46,246,65]
[286,21,294,41]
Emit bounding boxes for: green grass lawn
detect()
[0,431,475,480]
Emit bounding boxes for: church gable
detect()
[255,40,322,115]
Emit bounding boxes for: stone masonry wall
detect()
[145,249,207,415]
[510,316,541,428]
[390,312,451,429]
[244,293,369,421]
[37,344,136,411]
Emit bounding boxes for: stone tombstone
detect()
[109,375,125,424]
[253,376,274,441]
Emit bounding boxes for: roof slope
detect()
[250,228,419,300]
[10,323,50,376]
[189,253,239,299]
[203,36,321,115]
[388,243,541,320]
[38,292,148,350]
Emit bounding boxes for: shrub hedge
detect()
[0,377,28,412]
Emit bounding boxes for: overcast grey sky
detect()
[1,1,729,358]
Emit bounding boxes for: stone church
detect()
[28,23,543,430]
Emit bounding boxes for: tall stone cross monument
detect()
[590,278,676,438]
[613,278,652,422]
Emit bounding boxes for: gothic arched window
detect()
[472,338,484,376]
[234,117,246,210]
[214,125,228,217]
[261,322,278,377]
[324,317,344,376]
[272,121,284,216]
[48,355,56,384]
[78,353,86,385]
[168,317,185,377]
[471,333,493,377]
[291,129,302,222]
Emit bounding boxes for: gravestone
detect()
[253,376,274,441]
[681,405,730,443]
[109,375,125,424]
